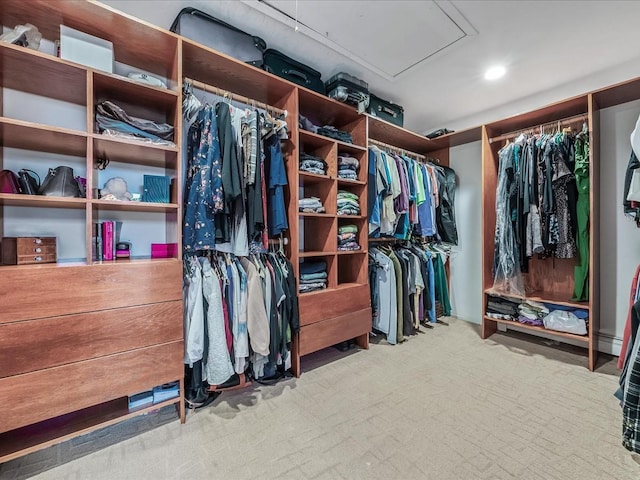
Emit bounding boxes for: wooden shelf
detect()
[299,212,332,218]
[337,214,366,219]
[182,38,294,106]
[299,251,336,258]
[485,95,589,137]
[93,134,178,168]
[337,178,366,186]
[0,193,87,209]
[0,0,179,81]
[0,117,87,156]
[483,316,589,343]
[299,129,335,150]
[299,171,332,184]
[298,88,361,126]
[93,71,178,114]
[367,115,431,154]
[91,199,179,212]
[484,289,590,310]
[299,129,366,152]
[425,126,483,152]
[0,395,180,463]
[92,257,180,266]
[335,282,366,290]
[337,250,365,255]
[0,42,87,105]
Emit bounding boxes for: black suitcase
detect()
[263,49,325,95]
[170,7,266,67]
[368,94,404,127]
[325,72,369,113]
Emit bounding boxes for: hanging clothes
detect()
[573,128,590,301]
[369,241,451,344]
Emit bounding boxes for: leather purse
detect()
[0,169,21,194]
[39,166,81,197]
[18,169,40,195]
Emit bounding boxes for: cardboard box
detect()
[60,25,113,73]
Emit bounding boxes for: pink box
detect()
[151,243,178,259]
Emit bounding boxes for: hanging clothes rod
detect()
[489,113,588,144]
[184,77,287,117]
[368,139,427,161]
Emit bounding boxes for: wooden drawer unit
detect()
[298,308,371,356]
[1,237,56,265]
[0,301,183,378]
[0,260,182,324]
[0,341,183,434]
[299,284,370,326]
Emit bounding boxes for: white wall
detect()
[449,141,482,323]
[598,100,640,354]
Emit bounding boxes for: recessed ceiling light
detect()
[485,65,506,81]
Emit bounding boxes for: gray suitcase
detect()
[170,8,266,67]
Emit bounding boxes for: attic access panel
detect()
[256,0,470,80]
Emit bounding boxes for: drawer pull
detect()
[34,247,42,253]
[34,238,42,244]
[34,256,42,262]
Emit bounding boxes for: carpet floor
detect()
[2,317,638,479]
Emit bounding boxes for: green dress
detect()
[573,130,590,301]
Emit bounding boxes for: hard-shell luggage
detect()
[368,94,404,127]
[170,7,266,67]
[325,72,369,113]
[263,49,325,95]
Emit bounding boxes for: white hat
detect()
[631,113,640,158]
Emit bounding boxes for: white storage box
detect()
[60,25,113,73]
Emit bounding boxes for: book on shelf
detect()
[95,220,123,261]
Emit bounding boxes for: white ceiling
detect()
[105,0,640,134]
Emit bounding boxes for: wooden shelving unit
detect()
[291,90,371,376]
[0,0,184,463]
[480,95,599,370]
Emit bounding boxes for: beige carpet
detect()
[3,317,638,480]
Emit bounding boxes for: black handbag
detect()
[17,169,40,195]
[39,166,81,197]
[170,8,266,67]
[263,49,325,95]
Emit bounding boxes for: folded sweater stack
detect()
[338,154,359,180]
[299,260,327,293]
[299,196,325,213]
[300,152,327,175]
[517,300,549,326]
[337,224,360,251]
[337,190,360,216]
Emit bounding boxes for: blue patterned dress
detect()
[183,105,224,252]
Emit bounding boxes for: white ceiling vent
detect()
[243,0,477,81]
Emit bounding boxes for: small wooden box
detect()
[1,237,57,265]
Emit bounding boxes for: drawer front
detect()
[15,253,57,265]
[0,301,183,378]
[17,244,56,256]
[299,308,371,356]
[15,237,56,248]
[299,284,370,326]
[0,260,182,323]
[0,341,183,434]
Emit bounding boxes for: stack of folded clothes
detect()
[517,300,549,326]
[337,224,361,251]
[317,125,353,144]
[299,196,325,213]
[96,101,174,144]
[299,152,327,175]
[485,294,520,320]
[337,190,360,216]
[338,154,359,180]
[299,260,327,293]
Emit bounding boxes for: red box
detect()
[151,243,178,259]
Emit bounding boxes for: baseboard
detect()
[598,333,622,357]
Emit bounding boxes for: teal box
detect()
[142,175,170,203]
